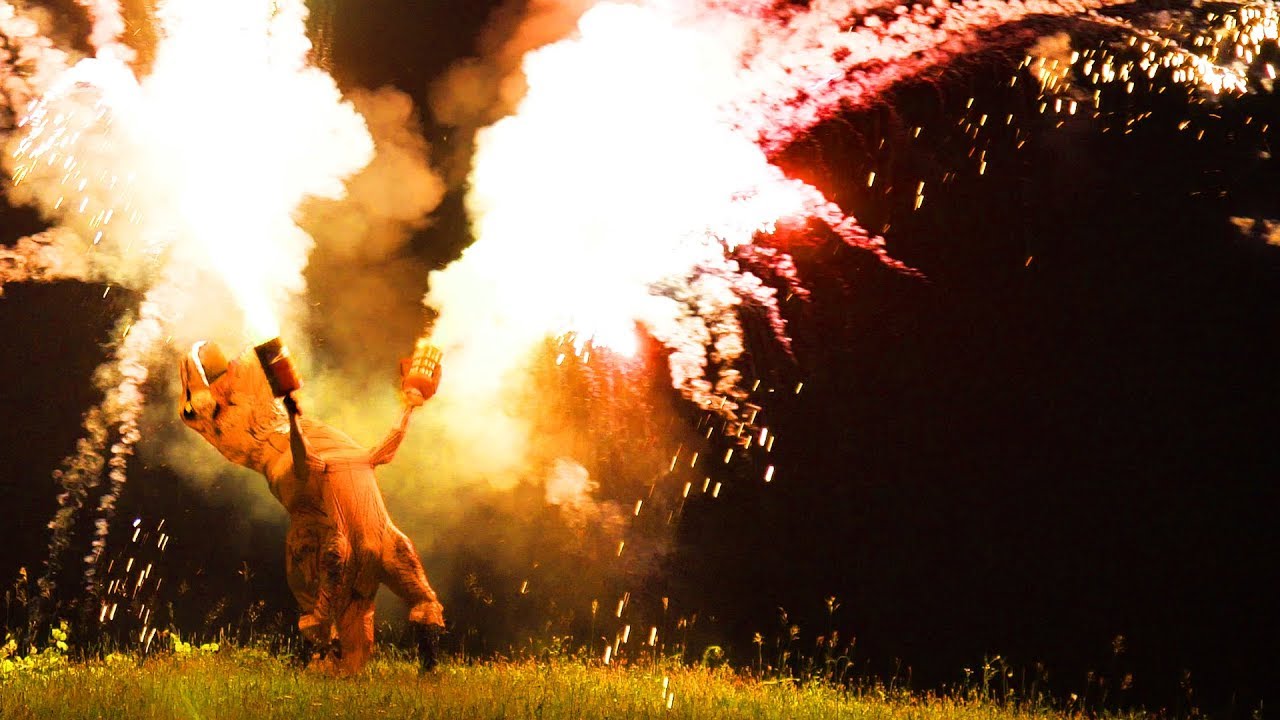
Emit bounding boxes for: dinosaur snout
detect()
[179,341,229,424]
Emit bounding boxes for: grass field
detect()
[0,644,1153,720]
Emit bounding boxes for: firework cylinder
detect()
[401,338,443,402]
[254,337,303,412]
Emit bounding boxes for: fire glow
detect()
[424,0,1142,416]
[5,0,371,342]
[1,0,376,597]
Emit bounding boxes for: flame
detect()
[1,0,378,594]
[6,0,373,342]
[427,3,835,412]
[140,0,371,340]
[426,0,1145,415]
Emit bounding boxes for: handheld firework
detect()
[401,337,443,403]
[254,337,303,415]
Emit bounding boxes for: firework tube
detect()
[254,337,303,413]
[401,338,443,401]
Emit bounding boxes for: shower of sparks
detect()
[4,0,1280,661]
[2,0,374,606]
[96,516,170,650]
[425,0,1203,429]
[4,1,371,340]
[1020,3,1280,129]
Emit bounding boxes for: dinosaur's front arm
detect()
[368,406,416,466]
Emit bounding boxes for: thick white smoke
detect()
[1,0,389,602]
[0,227,90,292]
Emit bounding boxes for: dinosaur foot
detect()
[413,624,442,675]
[290,639,314,669]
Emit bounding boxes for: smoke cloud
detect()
[0,227,90,293]
[1,0,380,611]
[429,0,597,183]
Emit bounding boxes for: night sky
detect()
[2,2,1278,717]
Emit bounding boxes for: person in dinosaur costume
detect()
[177,340,444,674]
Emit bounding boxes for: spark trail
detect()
[1,0,377,605]
[422,0,1133,454]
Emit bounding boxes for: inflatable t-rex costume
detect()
[178,342,444,674]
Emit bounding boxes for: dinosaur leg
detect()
[334,594,375,676]
[378,523,444,672]
[379,523,444,626]
[413,622,441,674]
[285,513,327,650]
[298,525,352,654]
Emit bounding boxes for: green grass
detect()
[0,646,1151,720]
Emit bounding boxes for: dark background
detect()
[2,2,1277,717]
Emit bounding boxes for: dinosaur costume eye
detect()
[186,389,219,419]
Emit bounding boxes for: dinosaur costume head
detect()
[178,341,290,474]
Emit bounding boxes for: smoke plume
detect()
[429,0,597,182]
